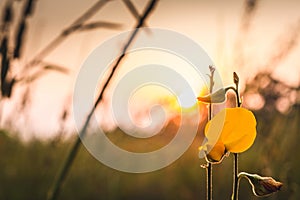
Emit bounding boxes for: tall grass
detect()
[47,1,158,199]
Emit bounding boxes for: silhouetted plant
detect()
[198,68,282,199]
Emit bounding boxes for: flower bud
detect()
[239,172,283,197]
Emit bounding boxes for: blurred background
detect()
[0,0,299,199]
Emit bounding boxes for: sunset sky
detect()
[1,0,299,139]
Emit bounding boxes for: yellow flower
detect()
[199,107,257,163]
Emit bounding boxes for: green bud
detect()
[233,72,239,85]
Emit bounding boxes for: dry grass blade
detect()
[0,2,13,94]
[241,0,259,31]
[1,36,9,83]
[18,62,69,84]
[232,0,259,68]
[71,0,110,28]
[43,64,69,74]
[0,36,14,97]
[1,78,15,98]
[13,21,26,58]
[1,2,13,26]
[66,21,122,34]
[264,20,300,70]
[26,0,109,67]
[122,0,151,34]
[0,1,13,36]
[13,0,36,59]
[24,0,35,17]
[0,2,14,98]
[122,0,142,20]
[76,21,123,31]
[46,1,158,200]
[21,70,46,83]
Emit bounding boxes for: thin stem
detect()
[234,88,241,108]
[231,72,241,200]
[46,1,158,200]
[207,164,212,200]
[206,66,215,200]
[206,100,213,200]
[232,153,239,200]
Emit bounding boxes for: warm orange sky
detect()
[1,0,300,139]
[18,0,300,84]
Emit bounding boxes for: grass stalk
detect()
[25,0,109,68]
[46,1,158,200]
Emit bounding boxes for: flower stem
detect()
[231,72,241,200]
[206,65,215,200]
[207,163,212,200]
[232,153,239,200]
[206,99,213,200]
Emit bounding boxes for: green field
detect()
[1,104,299,200]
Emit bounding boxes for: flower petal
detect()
[199,141,227,163]
[206,141,226,162]
[205,107,257,153]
